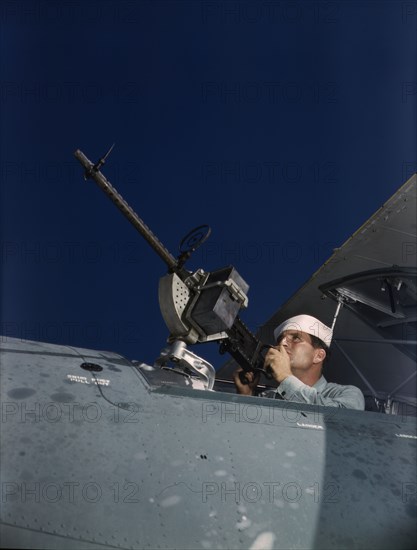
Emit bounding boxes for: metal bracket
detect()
[153,340,216,390]
[330,298,344,331]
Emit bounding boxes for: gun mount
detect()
[74,148,267,389]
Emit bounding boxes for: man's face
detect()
[276,330,322,371]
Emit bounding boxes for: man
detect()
[233,314,365,410]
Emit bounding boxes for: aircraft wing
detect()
[218,174,417,413]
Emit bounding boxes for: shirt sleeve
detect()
[276,375,365,410]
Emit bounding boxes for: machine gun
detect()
[74,147,269,390]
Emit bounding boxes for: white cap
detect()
[273,314,333,347]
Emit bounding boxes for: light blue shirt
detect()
[262,375,365,410]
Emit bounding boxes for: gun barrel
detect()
[74,149,178,271]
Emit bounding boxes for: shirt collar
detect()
[313,375,327,392]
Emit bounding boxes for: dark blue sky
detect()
[1,0,416,368]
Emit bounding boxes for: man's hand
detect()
[233,368,260,395]
[264,345,292,384]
